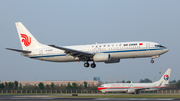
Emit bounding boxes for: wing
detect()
[134,81,163,91]
[6,48,31,53]
[48,45,94,61]
[133,87,151,91]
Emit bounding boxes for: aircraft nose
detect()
[165,49,169,52]
[97,87,101,90]
[163,49,169,53]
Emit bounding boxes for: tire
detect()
[91,63,96,68]
[84,63,89,67]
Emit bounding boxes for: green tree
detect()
[84,81,88,88]
[8,82,14,89]
[170,80,177,83]
[50,82,55,89]
[79,84,83,89]
[122,80,125,83]
[0,83,5,89]
[66,82,72,89]
[38,82,44,89]
[72,82,78,89]
[14,81,18,89]
[46,84,50,89]
[19,83,22,89]
[140,78,152,83]
[126,81,131,83]
[176,80,180,88]
[5,82,8,89]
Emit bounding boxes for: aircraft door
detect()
[39,50,43,57]
[130,84,134,88]
[98,45,101,53]
[146,43,150,51]
[93,45,101,53]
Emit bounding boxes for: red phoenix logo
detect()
[21,34,31,47]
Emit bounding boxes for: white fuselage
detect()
[24,41,168,62]
[98,68,171,93]
[98,83,167,93]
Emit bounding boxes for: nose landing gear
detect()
[151,59,154,63]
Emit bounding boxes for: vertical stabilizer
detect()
[15,22,45,50]
[154,68,171,84]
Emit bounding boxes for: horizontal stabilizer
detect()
[6,48,31,53]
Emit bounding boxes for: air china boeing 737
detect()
[6,22,168,68]
[98,68,171,94]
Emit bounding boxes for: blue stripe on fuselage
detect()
[103,48,162,53]
[30,48,166,59]
[30,54,66,59]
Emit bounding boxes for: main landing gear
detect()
[84,61,96,68]
[84,62,89,67]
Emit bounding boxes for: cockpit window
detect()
[155,45,165,48]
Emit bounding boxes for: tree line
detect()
[0,81,97,90]
[1,79,180,90]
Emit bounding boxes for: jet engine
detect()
[93,53,111,62]
[105,58,120,63]
[126,89,135,94]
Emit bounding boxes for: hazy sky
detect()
[1,0,180,83]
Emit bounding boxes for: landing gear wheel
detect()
[135,91,139,94]
[151,60,154,63]
[84,62,89,67]
[91,63,96,68]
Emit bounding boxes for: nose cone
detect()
[97,87,100,90]
[162,48,169,54]
[97,87,106,90]
[97,87,102,90]
[164,49,169,53]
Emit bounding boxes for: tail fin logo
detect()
[164,74,169,81]
[20,34,31,47]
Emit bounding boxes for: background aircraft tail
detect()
[15,22,45,50]
[153,68,171,84]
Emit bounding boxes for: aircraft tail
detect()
[15,22,45,50]
[153,68,171,84]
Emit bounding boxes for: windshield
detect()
[155,45,166,48]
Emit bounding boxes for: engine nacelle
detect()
[126,89,135,94]
[93,53,111,62]
[105,59,120,63]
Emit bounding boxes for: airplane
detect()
[6,22,168,68]
[97,68,171,94]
